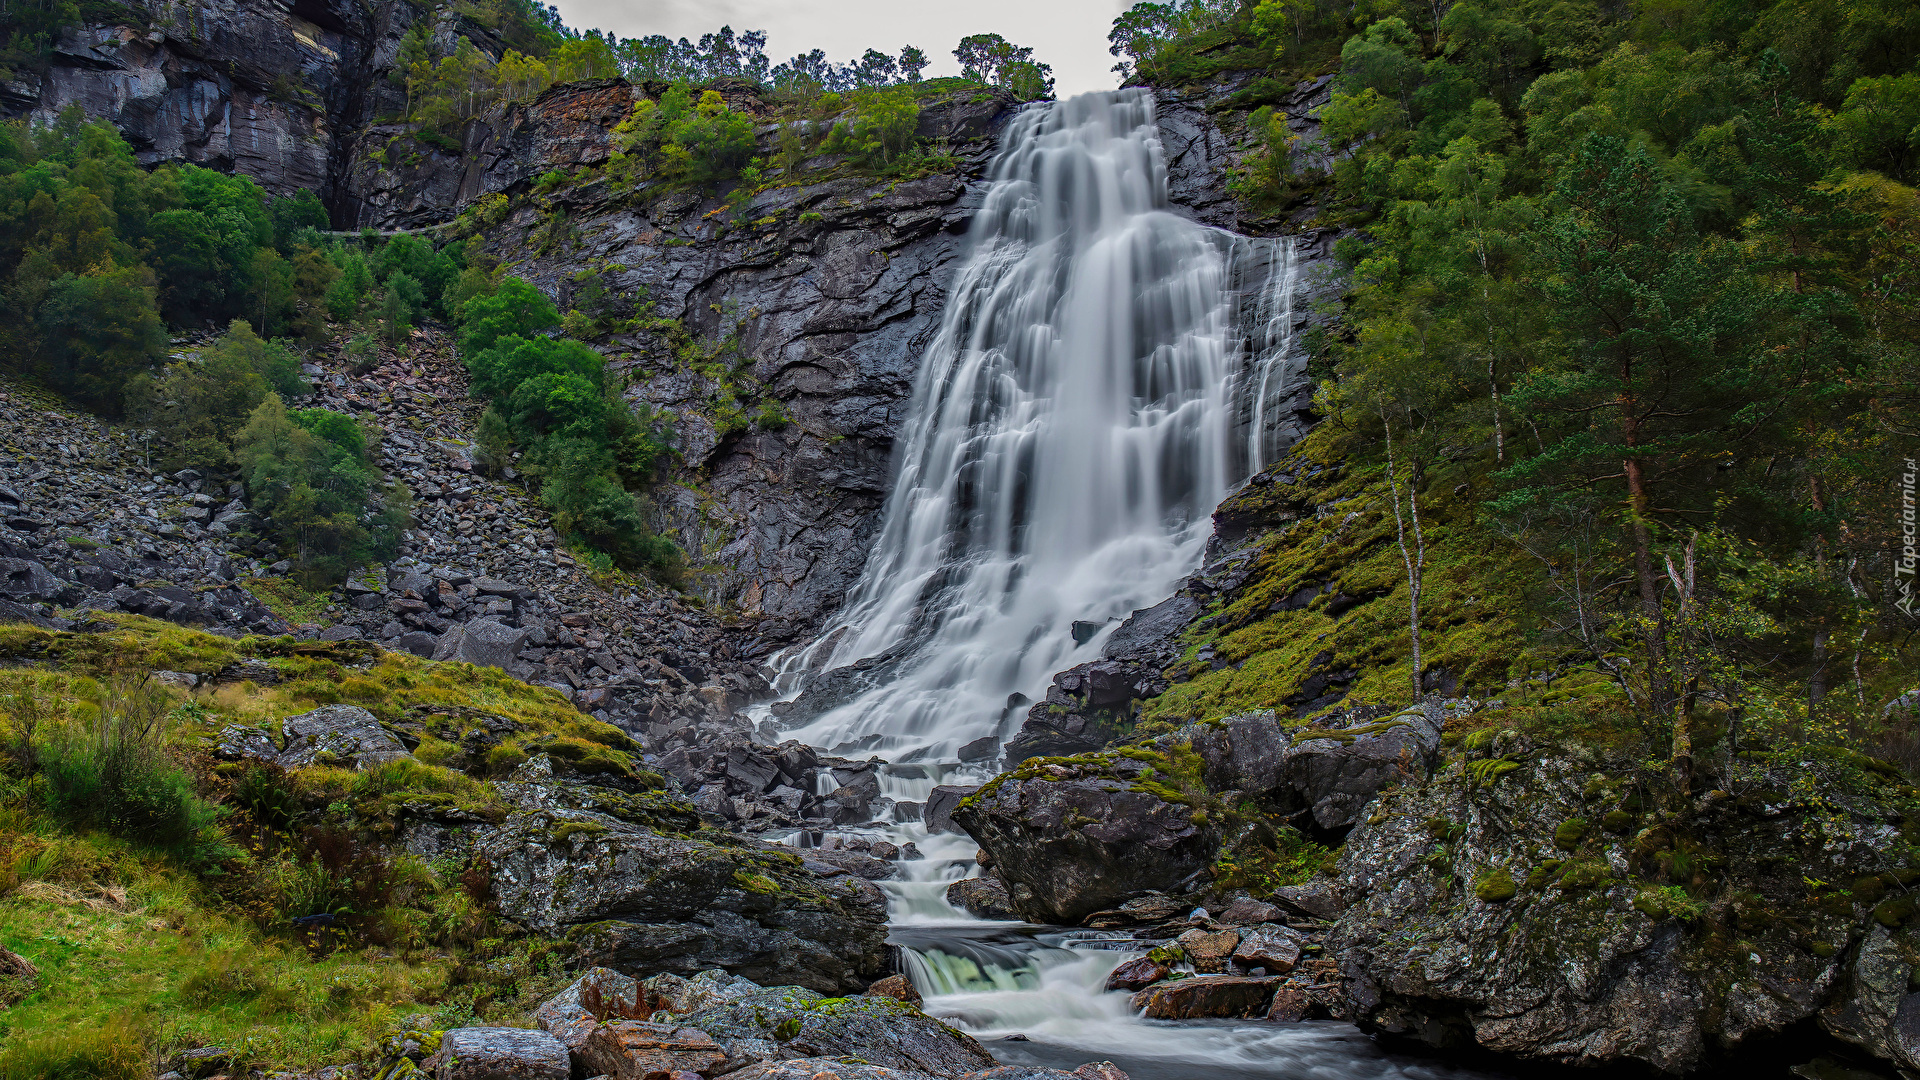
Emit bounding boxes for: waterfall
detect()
[772,89,1268,759]
[1240,237,1304,474]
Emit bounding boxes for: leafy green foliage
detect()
[235,394,408,586]
[125,319,307,470]
[454,275,681,581]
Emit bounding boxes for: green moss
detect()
[1601,810,1635,834]
[550,820,610,845]
[1524,859,1564,891]
[1554,818,1590,849]
[1474,867,1517,902]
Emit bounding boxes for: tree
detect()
[898,46,929,83]
[380,270,425,344]
[458,276,560,355]
[1500,135,1776,758]
[35,268,166,413]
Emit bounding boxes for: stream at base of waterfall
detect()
[748,90,1506,1080]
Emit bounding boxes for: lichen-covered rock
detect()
[425,1027,568,1080]
[952,755,1217,924]
[277,705,410,770]
[680,987,996,1076]
[1329,733,1920,1074]
[477,806,887,994]
[641,968,761,1019]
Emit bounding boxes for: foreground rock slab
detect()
[426,1027,569,1080]
[1130,975,1282,1019]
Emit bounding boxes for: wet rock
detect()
[945,877,1017,921]
[574,1020,728,1080]
[639,968,761,1019]
[1174,928,1240,974]
[682,987,996,1076]
[480,805,887,994]
[425,1027,569,1080]
[1266,983,1310,1023]
[865,973,923,1007]
[533,966,646,1051]
[1104,957,1170,992]
[924,785,978,835]
[1130,976,1282,1020]
[277,705,410,770]
[724,1061,926,1080]
[1231,926,1302,974]
[953,763,1216,925]
[967,1067,1131,1080]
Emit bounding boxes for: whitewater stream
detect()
[761,90,1504,1080]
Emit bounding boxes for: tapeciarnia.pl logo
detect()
[1900,457,1917,618]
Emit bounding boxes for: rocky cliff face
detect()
[1329,731,1920,1076]
[2,0,450,205]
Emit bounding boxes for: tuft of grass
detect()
[244,577,334,626]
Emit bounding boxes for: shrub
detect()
[35,677,230,861]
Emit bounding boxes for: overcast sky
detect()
[547,0,1135,96]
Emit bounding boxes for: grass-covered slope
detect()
[0,615,665,1077]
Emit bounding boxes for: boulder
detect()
[1231,926,1301,974]
[681,987,997,1076]
[724,1061,926,1080]
[1271,704,1453,837]
[574,1020,728,1080]
[967,1068,1131,1080]
[1266,983,1310,1023]
[425,1027,568,1080]
[1215,896,1285,925]
[1130,976,1282,1020]
[924,786,978,834]
[1173,928,1239,974]
[277,705,410,770]
[866,973,923,1007]
[1270,882,1344,920]
[533,966,646,1051]
[945,877,1018,921]
[1329,734,1920,1074]
[478,806,888,994]
[0,557,73,603]
[433,618,531,670]
[641,969,761,1018]
[953,759,1217,924]
[212,724,279,762]
[1104,957,1170,992]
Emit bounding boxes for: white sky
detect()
[547,0,1135,96]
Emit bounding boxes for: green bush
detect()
[125,319,307,469]
[35,680,230,861]
[236,394,409,585]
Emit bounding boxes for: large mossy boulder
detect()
[1329,727,1920,1074]
[951,753,1220,925]
[679,986,998,1076]
[956,706,1455,924]
[477,804,888,994]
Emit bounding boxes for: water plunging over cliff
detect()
[773,89,1291,759]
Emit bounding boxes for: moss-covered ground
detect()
[0,615,636,1075]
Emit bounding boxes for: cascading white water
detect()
[1239,237,1304,475]
[773,89,1244,760]
[761,90,1492,1080]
